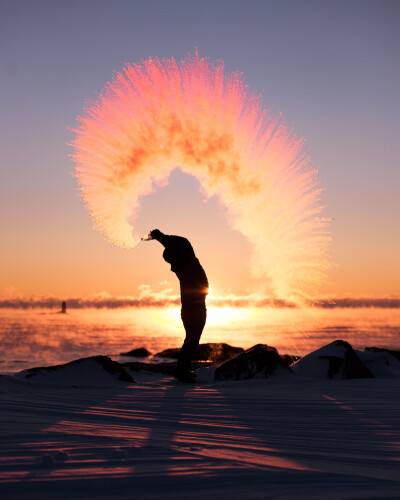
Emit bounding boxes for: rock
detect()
[194,343,244,363]
[281,354,301,367]
[214,344,291,381]
[120,347,153,358]
[154,348,181,360]
[15,356,135,385]
[154,343,244,363]
[357,347,400,378]
[291,340,374,379]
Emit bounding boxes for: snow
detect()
[357,349,400,378]
[291,340,367,379]
[13,356,134,387]
[291,341,400,381]
[291,346,347,379]
[1,367,399,499]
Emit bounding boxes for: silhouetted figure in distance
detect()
[149,229,208,382]
[61,301,67,314]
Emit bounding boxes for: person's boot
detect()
[173,367,196,383]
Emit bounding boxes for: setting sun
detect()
[159,305,253,330]
[206,306,253,327]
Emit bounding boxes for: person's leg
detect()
[176,304,207,373]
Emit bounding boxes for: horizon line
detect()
[1,296,400,310]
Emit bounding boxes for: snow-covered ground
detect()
[1,369,399,499]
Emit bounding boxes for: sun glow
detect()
[160,306,253,330]
[207,306,253,327]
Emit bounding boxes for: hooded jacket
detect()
[160,235,208,305]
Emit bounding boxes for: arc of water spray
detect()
[71,52,331,302]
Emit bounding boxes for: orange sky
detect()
[2,170,399,303]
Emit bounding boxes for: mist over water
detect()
[1,307,399,374]
[72,53,330,302]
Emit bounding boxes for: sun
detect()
[204,306,253,328]
[158,305,253,331]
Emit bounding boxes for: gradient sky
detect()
[1,0,399,302]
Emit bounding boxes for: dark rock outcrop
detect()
[120,347,153,358]
[16,356,135,385]
[281,354,301,367]
[154,348,181,360]
[194,343,244,363]
[292,340,374,379]
[154,343,244,364]
[214,344,291,381]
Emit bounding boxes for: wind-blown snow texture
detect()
[1,372,399,499]
[2,343,400,498]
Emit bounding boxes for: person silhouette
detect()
[149,229,208,382]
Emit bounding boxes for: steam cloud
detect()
[71,53,331,301]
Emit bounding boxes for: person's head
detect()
[150,229,163,240]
